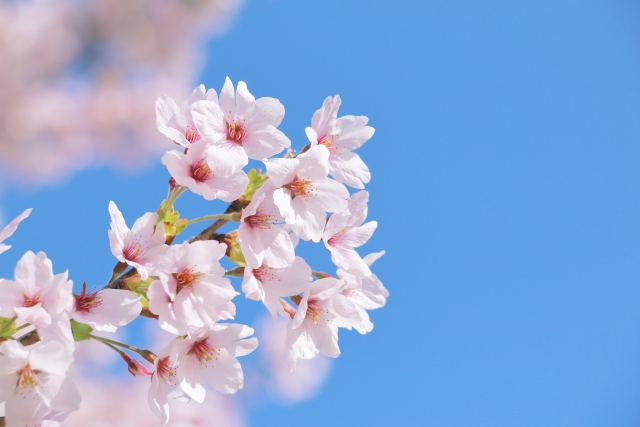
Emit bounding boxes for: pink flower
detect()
[336,251,389,334]
[305,95,374,189]
[0,208,31,254]
[147,241,238,335]
[148,341,181,425]
[171,324,258,403]
[285,278,360,369]
[162,139,248,202]
[241,257,312,320]
[70,287,142,333]
[191,77,291,176]
[264,145,349,242]
[322,191,377,276]
[0,340,80,427]
[237,180,295,269]
[156,85,218,148]
[108,201,167,280]
[0,251,73,329]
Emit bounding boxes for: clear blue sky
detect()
[3,0,640,425]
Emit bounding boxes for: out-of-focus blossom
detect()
[108,201,167,280]
[0,0,243,184]
[0,208,31,254]
[192,77,291,176]
[162,139,249,201]
[306,95,374,189]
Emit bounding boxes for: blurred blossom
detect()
[257,315,332,404]
[0,0,243,184]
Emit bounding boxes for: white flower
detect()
[108,201,167,280]
[191,77,291,176]
[0,208,31,254]
[264,145,349,242]
[171,324,258,403]
[0,340,80,427]
[70,287,141,333]
[323,191,377,276]
[306,95,374,189]
[156,85,218,148]
[147,241,238,335]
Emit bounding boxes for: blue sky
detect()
[3,0,640,425]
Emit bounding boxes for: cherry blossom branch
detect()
[184,212,240,227]
[90,334,156,363]
[17,330,39,346]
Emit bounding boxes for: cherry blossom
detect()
[191,77,291,176]
[156,85,218,148]
[237,180,295,269]
[171,324,258,403]
[306,95,374,189]
[162,139,249,202]
[286,278,360,369]
[0,340,80,427]
[108,201,167,280]
[336,251,388,334]
[241,257,312,320]
[147,241,238,335]
[264,145,349,242]
[0,251,73,329]
[323,190,377,276]
[70,287,142,333]
[0,208,31,255]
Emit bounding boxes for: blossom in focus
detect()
[0,340,80,427]
[147,241,238,335]
[171,324,258,403]
[286,278,359,369]
[0,251,73,328]
[71,287,142,333]
[323,190,377,276]
[241,257,312,320]
[306,95,374,189]
[192,77,291,176]
[162,139,249,201]
[156,85,218,147]
[108,201,167,280]
[336,251,388,334]
[237,180,295,268]
[0,208,31,254]
[265,145,349,242]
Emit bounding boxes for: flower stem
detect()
[185,213,240,227]
[90,334,156,363]
[312,271,332,280]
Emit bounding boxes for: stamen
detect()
[23,295,40,308]
[189,158,214,183]
[184,123,202,144]
[157,356,177,385]
[318,135,340,153]
[172,268,204,293]
[74,290,103,313]
[18,364,39,396]
[305,299,330,326]
[123,239,146,262]
[289,176,318,200]
[245,213,275,229]
[226,120,247,143]
[253,266,277,282]
[188,338,221,367]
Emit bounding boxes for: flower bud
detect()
[121,352,152,376]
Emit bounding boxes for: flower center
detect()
[184,123,202,144]
[245,213,274,229]
[188,338,220,367]
[157,356,177,385]
[226,120,247,143]
[123,239,146,262]
[253,266,276,282]
[318,135,339,152]
[18,364,39,394]
[189,158,214,183]
[172,268,204,293]
[306,299,330,326]
[74,291,103,313]
[23,295,40,308]
[289,176,317,200]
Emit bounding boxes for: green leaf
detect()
[243,168,268,201]
[70,319,93,341]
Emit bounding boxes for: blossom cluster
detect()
[0,78,387,427]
